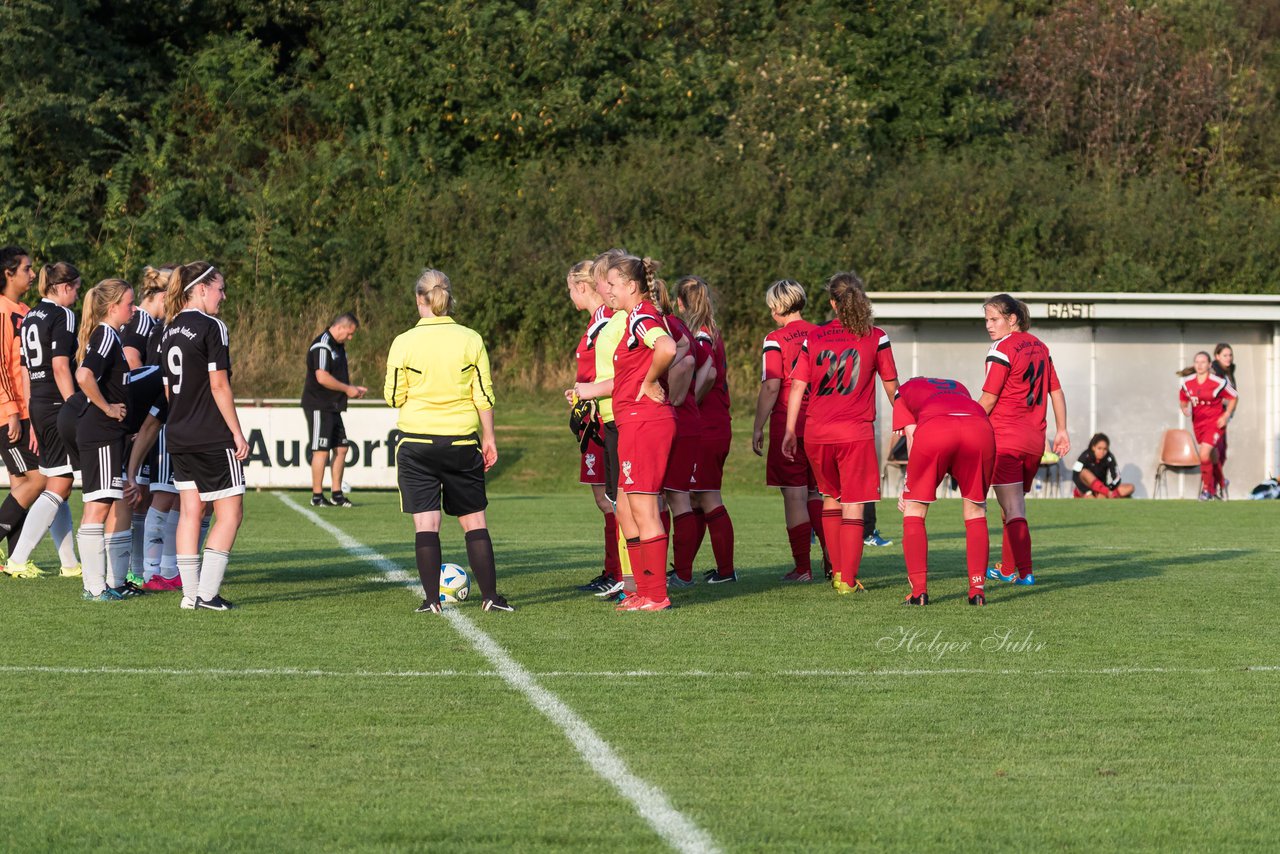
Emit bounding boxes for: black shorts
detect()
[601,421,619,504]
[57,394,90,472]
[146,426,177,494]
[30,401,73,477]
[305,408,347,455]
[172,449,246,501]
[396,435,487,516]
[0,418,40,477]
[80,437,125,502]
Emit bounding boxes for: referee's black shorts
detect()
[396,433,487,517]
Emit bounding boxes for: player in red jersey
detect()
[563,259,621,591]
[1179,351,1237,500]
[677,276,737,583]
[650,280,700,586]
[979,294,1069,587]
[600,255,677,611]
[751,279,826,582]
[782,271,898,595]
[892,377,995,605]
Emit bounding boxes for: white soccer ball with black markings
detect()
[439,563,471,604]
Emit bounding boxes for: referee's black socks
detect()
[414,531,442,599]
[465,529,497,601]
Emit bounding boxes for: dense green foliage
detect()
[3,1,1279,393]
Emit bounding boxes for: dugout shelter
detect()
[870,292,1280,499]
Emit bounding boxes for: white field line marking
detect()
[275,492,721,854]
[3,664,1277,680]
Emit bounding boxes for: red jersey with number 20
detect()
[982,331,1061,456]
[792,321,896,444]
[612,300,676,427]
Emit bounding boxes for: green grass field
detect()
[1,490,1277,852]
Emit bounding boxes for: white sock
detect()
[105,531,132,588]
[199,515,211,552]
[8,491,62,565]
[196,548,230,601]
[51,501,78,568]
[177,554,200,602]
[143,507,165,581]
[78,523,107,596]
[130,513,146,576]
[161,508,180,579]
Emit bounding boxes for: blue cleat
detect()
[864,530,893,547]
[1013,573,1036,586]
[986,565,1018,583]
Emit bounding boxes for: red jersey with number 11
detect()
[982,331,1060,455]
[792,321,896,444]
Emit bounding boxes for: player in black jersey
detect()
[160,261,248,612]
[73,278,139,601]
[5,262,84,579]
[302,314,366,507]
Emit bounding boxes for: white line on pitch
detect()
[274,492,721,854]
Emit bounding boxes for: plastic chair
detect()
[1034,460,1061,498]
[882,435,908,497]
[1153,429,1201,498]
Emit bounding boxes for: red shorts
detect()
[663,434,698,493]
[993,449,1041,494]
[617,417,676,495]
[766,413,815,489]
[805,440,879,504]
[579,436,606,486]
[903,415,995,503]
[691,434,731,492]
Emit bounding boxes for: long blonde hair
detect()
[676,275,719,338]
[78,279,132,362]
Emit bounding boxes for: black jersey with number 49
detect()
[20,299,78,403]
[161,309,234,453]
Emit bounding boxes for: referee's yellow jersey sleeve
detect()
[383,317,495,436]
[594,312,626,424]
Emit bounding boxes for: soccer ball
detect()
[341,479,351,494]
[439,563,471,604]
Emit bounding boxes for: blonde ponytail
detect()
[78,279,132,362]
[415,269,455,316]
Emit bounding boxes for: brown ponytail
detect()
[165,261,217,323]
[983,293,1031,332]
[78,279,132,362]
[38,261,80,297]
[825,271,873,337]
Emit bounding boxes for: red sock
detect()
[964,517,988,595]
[839,518,865,585]
[639,535,669,600]
[604,512,620,580]
[821,509,842,576]
[1005,517,1032,578]
[902,516,928,596]
[672,512,698,582]
[1200,461,1214,493]
[786,523,812,574]
[624,538,641,594]
[1089,480,1112,498]
[660,508,671,536]
[1000,524,1014,573]
[705,505,735,576]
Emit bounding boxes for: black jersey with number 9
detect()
[161,309,233,453]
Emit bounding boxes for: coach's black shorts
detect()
[305,408,347,455]
[601,421,619,503]
[0,418,40,477]
[396,434,487,516]
[80,437,125,502]
[30,401,72,477]
[172,449,246,502]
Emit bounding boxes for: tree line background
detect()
[3,0,1279,395]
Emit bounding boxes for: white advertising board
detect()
[238,401,402,489]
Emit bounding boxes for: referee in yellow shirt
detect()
[384,269,513,614]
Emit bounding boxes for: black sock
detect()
[414,531,442,601]
[465,528,497,600]
[863,501,877,531]
[0,494,27,547]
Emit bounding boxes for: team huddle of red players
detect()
[567,254,1070,608]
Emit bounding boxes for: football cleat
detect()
[832,578,865,595]
[59,564,82,578]
[481,595,515,613]
[704,569,737,584]
[310,494,335,508]
[141,576,172,592]
[108,585,143,599]
[5,560,46,579]
[822,558,833,580]
[195,595,235,611]
[414,599,443,614]
[180,597,196,610]
[666,570,695,588]
[864,530,893,547]
[594,579,625,599]
[126,571,146,587]
[781,569,813,583]
[122,580,150,596]
[634,597,672,611]
[1198,489,1213,502]
[615,594,647,611]
[904,592,929,606]
[330,494,355,508]
[986,565,1018,583]
[1013,573,1036,586]
[577,573,609,592]
[968,592,986,606]
[82,589,122,602]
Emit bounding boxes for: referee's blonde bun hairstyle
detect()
[78,278,133,362]
[765,279,806,317]
[416,268,454,316]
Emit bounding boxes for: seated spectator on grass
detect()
[1071,433,1133,499]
